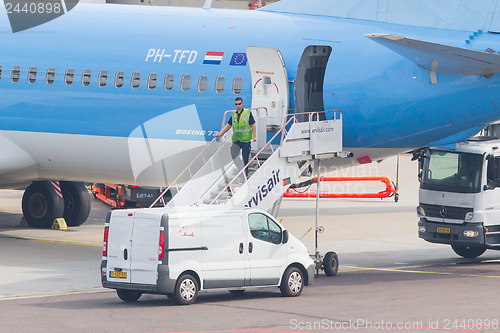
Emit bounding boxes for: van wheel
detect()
[116,289,142,302]
[451,245,486,258]
[323,251,339,276]
[280,267,304,297]
[173,274,198,305]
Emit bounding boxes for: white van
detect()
[101,205,314,305]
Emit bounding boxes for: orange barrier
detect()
[284,176,399,201]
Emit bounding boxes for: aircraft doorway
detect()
[295,45,332,121]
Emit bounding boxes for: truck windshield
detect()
[421,150,483,193]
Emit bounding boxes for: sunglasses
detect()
[235,102,242,106]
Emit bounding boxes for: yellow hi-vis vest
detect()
[232,108,252,143]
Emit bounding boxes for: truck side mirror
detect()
[282,230,289,244]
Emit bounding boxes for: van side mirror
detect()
[282,230,289,244]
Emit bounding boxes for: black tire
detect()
[116,289,142,302]
[280,266,304,297]
[60,181,91,227]
[173,274,199,305]
[451,245,486,258]
[22,181,64,228]
[323,251,339,276]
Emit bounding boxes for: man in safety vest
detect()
[215,97,257,175]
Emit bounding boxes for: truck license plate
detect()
[110,271,127,278]
[436,227,451,234]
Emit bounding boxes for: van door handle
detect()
[249,242,253,253]
[124,249,128,260]
[239,243,244,254]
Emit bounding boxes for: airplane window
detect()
[131,72,140,89]
[82,69,91,87]
[198,75,208,93]
[181,74,190,92]
[164,73,174,91]
[115,71,124,88]
[11,66,20,83]
[147,72,157,90]
[98,70,108,87]
[232,77,243,94]
[46,68,56,85]
[65,69,74,86]
[215,76,225,94]
[28,67,37,84]
[0,65,2,80]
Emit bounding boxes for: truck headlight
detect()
[417,206,425,216]
[418,226,426,233]
[463,230,479,238]
[464,212,474,220]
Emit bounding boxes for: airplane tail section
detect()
[262,0,500,33]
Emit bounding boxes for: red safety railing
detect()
[284,176,398,200]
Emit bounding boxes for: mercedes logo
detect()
[439,206,447,218]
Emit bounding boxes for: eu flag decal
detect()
[230,53,248,66]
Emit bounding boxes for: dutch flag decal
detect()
[203,51,224,65]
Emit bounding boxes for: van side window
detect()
[232,77,243,94]
[131,72,140,89]
[98,70,108,87]
[181,74,190,92]
[198,75,208,93]
[248,213,282,245]
[115,71,124,88]
[46,67,56,84]
[28,66,37,83]
[65,69,74,86]
[215,76,225,94]
[11,66,20,83]
[164,73,174,91]
[82,69,91,86]
[147,72,157,90]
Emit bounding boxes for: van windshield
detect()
[421,150,483,193]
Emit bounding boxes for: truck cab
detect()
[417,139,500,258]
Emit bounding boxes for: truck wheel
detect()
[116,289,142,302]
[280,266,304,297]
[60,181,91,226]
[451,245,486,258]
[323,251,339,276]
[173,274,199,305]
[22,181,64,228]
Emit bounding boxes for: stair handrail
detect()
[148,107,270,208]
[148,136,219,208]
[210,109,343,205]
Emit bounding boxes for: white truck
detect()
[417,138,500,258]
[101,205,314,305]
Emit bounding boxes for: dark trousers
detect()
[231,141,251,175]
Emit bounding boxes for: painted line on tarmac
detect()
[0,287,110,301]
[347,265,500,278]
[0,234,102,247]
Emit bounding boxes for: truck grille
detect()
[420,203,472,220]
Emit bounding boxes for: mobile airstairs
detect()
[148,108,350,276]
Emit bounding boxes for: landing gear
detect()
[60,181,91,226]
[22,181,91,228]
[22,181,64,228]
[451,245,486,258]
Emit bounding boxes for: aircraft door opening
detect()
[295,46,332,122]
[246,46,289,128]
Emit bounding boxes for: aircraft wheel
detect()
[22,181,64,228]
[173,274,199,305]
[60,181,91,226]
[280,266,304,297]
[451,245,486,258]
[323,251,339,276]
[116,289,142,302]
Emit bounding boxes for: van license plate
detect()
[436,227,451,234]
[110,271,127,278]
